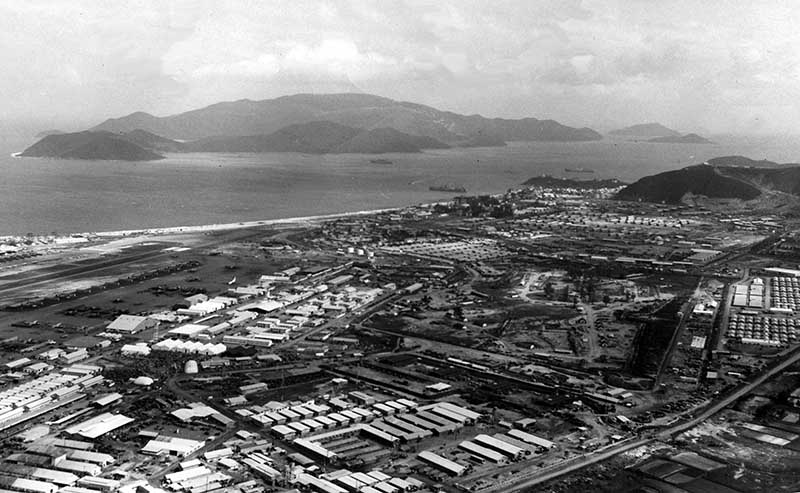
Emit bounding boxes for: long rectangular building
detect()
[384,417,432,439]
[458,441,505,463]
[64,413,134,440]
[360,425,399,446]
[507,429,555,449]
[473,434,523,459]
[0,475,58,493]
[416,411,460,432]
[369,421,408,439]
[428,407,467,425]
[437,402,481,422]
[418,451,466,476]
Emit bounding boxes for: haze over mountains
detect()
[181,121,450,154]
[22,93,607,161]
[646,133,712,144]
[609,123,681,138]
[92,93,602,143]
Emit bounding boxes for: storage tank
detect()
[184,360,199,374]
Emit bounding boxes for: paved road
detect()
[657,343,800,439]
[495,343,800,492]
[486,437,653,492]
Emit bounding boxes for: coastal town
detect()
[0,177,798,493]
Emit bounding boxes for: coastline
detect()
[90,206,407,238]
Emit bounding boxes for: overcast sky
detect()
[2,0,799,134]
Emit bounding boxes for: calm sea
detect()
[2,133,799,236]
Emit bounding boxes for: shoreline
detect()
[90,206,409,238]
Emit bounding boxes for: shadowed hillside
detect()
[182,121,449,154]
[20,131,165,161]
[616,164,761,203]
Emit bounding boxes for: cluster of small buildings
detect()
[770,276,800,311]
[416,423,554,476]
[0,438,118,493]
[294,468,423,493]
[726,314,798,347]
[107,262,384,361]
[152,339,227,356]
[276,400,482,471]
[223,285,383,349]
[0,365,103,432]
[383,239,508,263]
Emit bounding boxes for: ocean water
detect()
[2,133,800,236]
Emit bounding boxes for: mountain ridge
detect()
[647,133,712,144]
[91,92,602,143]
[609,123,680,137]
[20,120,452,159]
[181,120,449,154]
[20,131,165,161]
[616,156,800,204]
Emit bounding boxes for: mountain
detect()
[183,121,449,154]
[617,157,800,204]
[20,131,164,161]
[34,129,66,139]
[616,164,760,203]
[331,127,449,154]
[719,166,800,196]
[523,176,626,189]
[706,155,787,168]
[459,133,507,147]
[92,93,602,143]
[609,123,680,138]
[119,129,185,152]
[647,133,712,144]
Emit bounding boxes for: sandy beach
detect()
[91,206,405,238]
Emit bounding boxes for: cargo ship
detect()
[369,158,393,164]
[565,167,594,173]
[429,184,467,193]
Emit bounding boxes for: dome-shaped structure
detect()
[132,376,154,386]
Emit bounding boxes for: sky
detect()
[1,0,799,135]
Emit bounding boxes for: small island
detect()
[647,133,712,144]
[609,122,680,138]
[523,175,625,189]
[20,131,166,161]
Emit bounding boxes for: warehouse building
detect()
[473,434,523,460]
[106,315,155,334]
[507,429,555,449]
[418,450,466,476]
[491,434,535,455]
[458,441,506,464]
[141,436,204,457]
[384,417,431,439]
[427,407,468,425]
[0,474,58,493]
[370,421,415,442]
[415,411,461,432]
[64,413,134,440]
[437,402,481,422]
[360,425,399,446]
